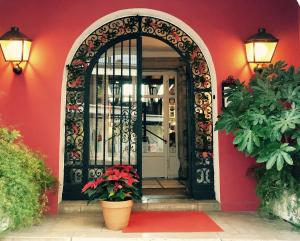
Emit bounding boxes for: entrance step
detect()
[59,198,220,214]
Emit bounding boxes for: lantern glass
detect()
[22,40,32,61]
[246,41,277,63]
[245,42,254,62]
[0,39,31,62]
[254,42,277,63]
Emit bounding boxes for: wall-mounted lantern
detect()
[0,26,32,74]
[245,28,278,64]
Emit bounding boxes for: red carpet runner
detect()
[123,211,223,233]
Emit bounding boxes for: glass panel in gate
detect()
[89,39,137,179]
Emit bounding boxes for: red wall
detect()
[0,0,299,213]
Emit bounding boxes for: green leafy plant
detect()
[216,61,300,171]
[215,61,300,217]
[82,165,141,202]
[0,127,57,232]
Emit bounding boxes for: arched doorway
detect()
[62,14,216,200]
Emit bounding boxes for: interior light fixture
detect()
[0,26,32,74]
[245,28,278,64]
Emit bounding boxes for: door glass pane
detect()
[141,75,163,96]
[89,61,105,167]
[142,97,164,153]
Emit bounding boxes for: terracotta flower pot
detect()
[100,200,133,230]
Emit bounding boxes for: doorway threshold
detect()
[142,194,188,202]
[59,199,220,213]
[136,195,220,211]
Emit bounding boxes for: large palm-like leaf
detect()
[233,126,263,154]
[246,108,267,126]
[215,111,240,134]
[281,85,300,104]
[272,106,300,133]
[257,143,295,171]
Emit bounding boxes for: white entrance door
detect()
[142,71,179,178]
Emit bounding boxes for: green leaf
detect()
[260,144,295,170]
[272,107,300,133]
[107,185,114,197]
[119,191,125,200]
[276,154,284,171]
[215,111,240,134]
[234,128,261,154]
[281,85,300,103]
[284,146,296,152]
[233,134,243,145]
[253,135,260,147]
[256,142,296,170]
[266,154,277,169]
[281,152,293,165]
[256,157,267,163]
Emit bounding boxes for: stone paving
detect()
[1,211,300,241]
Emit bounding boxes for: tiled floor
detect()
[2,211,300,241]
[142,178,185,189]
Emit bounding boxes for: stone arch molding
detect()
[59,8,220,202]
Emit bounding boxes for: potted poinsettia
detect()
[82,165,141,230]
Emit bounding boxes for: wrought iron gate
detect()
[63,15,215,200]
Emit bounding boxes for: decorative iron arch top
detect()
[67,16,211,92]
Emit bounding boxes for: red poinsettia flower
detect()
[81,165,140,201]
[94,177,104,186]
[108,174,119,181]
[113,182,123,192]
[126,176,138,186]
[82,181,96,193]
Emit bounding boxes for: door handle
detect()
[142,127,168,143]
